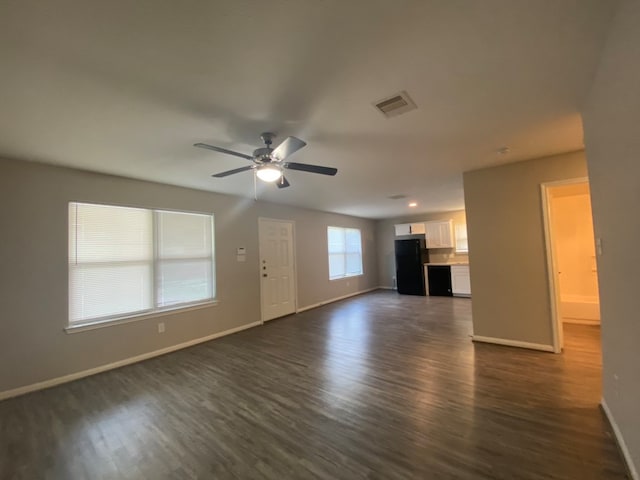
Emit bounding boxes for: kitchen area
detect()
[381,211,471,298]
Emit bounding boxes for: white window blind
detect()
[69,202,215,326]
[327,226,363,280]
[156,210,214,307]
[455,223,469,253]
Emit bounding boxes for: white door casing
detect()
[258,218,296,322]
[541,177,592,353]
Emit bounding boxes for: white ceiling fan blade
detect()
[271,136,307,161]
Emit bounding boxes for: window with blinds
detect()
[327,226,363,280]
[69,202,215,326]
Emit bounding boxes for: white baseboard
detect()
[562,318,601,326]
[0,321,262,401]
[378,285,394,290]
[472,335,554,352]
[560,295,599,320]
[296,287,379,313]
[601,398,639,480]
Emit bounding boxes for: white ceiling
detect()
[0,0,617,219]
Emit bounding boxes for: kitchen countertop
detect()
[424,262,469,266]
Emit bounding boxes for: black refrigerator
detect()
[395,238,429,295]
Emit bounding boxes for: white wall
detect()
[582,0,640,475]
[0,157,378,395]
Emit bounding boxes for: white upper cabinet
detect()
[424,220,454,248]
[394,220,454,246]
[409,222,426,234]
[394,223,426,236]
[394,223,411,236]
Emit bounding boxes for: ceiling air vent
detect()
[373,91,417,118]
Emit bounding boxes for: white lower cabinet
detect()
[451,265,471,297]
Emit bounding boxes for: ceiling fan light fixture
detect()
[256,165,282,182]
[197,133,336,188]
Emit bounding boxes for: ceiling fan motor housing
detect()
[253,147,273,162]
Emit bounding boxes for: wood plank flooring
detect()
[0,291,628,479]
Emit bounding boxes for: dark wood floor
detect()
[0,291,627,479]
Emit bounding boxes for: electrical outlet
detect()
[158,322,165,333]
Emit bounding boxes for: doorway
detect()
[542,178,600,353]
[258,218,296,322]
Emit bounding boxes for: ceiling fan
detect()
[194,133,337,188]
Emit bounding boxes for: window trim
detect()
[455,223,469,253]
[68,201,216,330]
[329,272,363,281]
[327,226,364,280]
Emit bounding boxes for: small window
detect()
[455,223,469,253]
[69,202,215,326]
[327,226,363,280]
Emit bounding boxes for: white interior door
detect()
[259,218,296,322]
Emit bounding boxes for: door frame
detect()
[540,176,589,354]
[258,217,297,323]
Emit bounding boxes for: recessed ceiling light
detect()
[409,202,417,207]
[497,146,511,155]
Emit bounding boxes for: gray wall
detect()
[0,157,378,394]
[253,202,377,308]
[376,210,468,288]
[583,0,640,473]
[463,151,588,347]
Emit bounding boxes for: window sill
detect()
[329,273,363,281]
[65,300,218,334]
